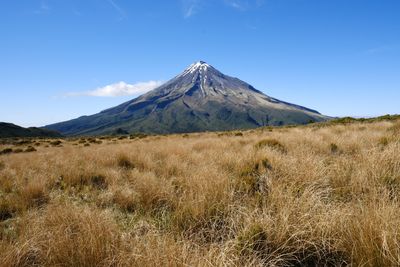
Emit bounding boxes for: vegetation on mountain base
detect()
[0,122,62,138]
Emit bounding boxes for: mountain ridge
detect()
[0,122,62,138]
[46,61,330,136]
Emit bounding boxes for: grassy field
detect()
[1,119,400,266]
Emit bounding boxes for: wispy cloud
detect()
[107,0,127,20]
[255,0,266,7]
[181,0,201,18]
[224,0,265,11]
[34,0,51,14]
[72,9,82,16]
[225,0,247,10]
[180,0,264,17]
[67,81,163,97]
[364,45,397,55]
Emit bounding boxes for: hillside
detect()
[0,122,62,138]
[1,118,400,266]
[46,62,330,136]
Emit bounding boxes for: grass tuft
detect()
[49,140,62,146]
[237,223,268,256]
[0,148,13,155]
[25,146,37,152]
[255,139,287,153]
[20,180,49,208]
[117,154,135,169]
[330,143,339,154]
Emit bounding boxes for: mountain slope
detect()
[46,61,330,135]
[0,122,62,138]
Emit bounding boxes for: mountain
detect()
[0,122,62,138]
[46,61,330,136]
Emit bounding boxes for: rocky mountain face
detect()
[45,61,330,135]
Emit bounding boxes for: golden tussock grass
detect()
[0,119,400,266]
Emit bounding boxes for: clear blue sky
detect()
[1,0,399,127]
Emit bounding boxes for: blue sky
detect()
[1,0,399,127]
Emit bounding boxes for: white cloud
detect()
[67,81,163,97]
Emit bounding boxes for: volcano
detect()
[46,61,330,135]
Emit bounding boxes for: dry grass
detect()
[0,119,400,266]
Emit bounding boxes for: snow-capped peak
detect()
[180,61,211,76]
